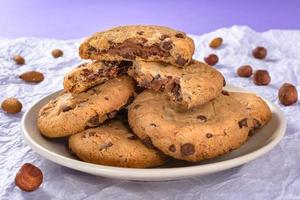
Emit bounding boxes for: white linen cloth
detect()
[1,26,299,200]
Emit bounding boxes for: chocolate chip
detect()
[85,115,100,128]
[127,134,138,140]
[206,133,213,138]
[81,68,93,77]
[150,123,157,127]
[223,78,226,86]
[171,82,182,101]
[104,96,109,100]
[175,56,187,66]
[88,132,96,137]
[137,31,144,35]
[88,46,97,52]
[238,118,248,128]
[107,111,117,119]
[222,90,230,96]
[61,105,72,112]
[161,41,173,51]
[168,144,176,152]
[175,33,185,38]
[154,74,161,79]
[140,37,148,43]
[180,143,195,156]
[197,115,207,122]
[99,142,113,151]
[159,34,170,40]
[248,130,255,137]
[133,104,141,109]
[253,118,262,129]
[142,136,154,149]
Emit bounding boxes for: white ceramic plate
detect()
[21,85,286,181]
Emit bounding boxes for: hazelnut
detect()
[209,37,223,49]
[1,98,22,114]
[15,163,43,192]
[278,83,298,106]
[204,54,218,66]
[51,49,63,58]
[13,55,25,65]
[252,46,267,59]
[253,70,271,85]
[237,65,253,77]
[19,71,44,83]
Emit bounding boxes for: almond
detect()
[1,98,22,114]
[19,71,44,83]
[209,37,223,49]
[13,55,25,65]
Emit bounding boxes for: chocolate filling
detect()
[88,39,171,60]
[171,82,183,101]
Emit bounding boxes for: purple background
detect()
[0,0,300,39]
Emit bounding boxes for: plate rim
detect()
[21,85,287,181]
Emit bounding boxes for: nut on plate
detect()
[237,65,253,77]
[252,46,267,59]
[204,54,219,66]
[51,49,63,58]
[13,55,25,65]
[1,98,22,114]
[15,163,43,192]
[278,83,298,106]
[253,70,271,85]
[19,71,44,83]
[209,37,223,49]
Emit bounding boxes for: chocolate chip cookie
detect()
[64,60,132,93]
[79,25,195,67]
[127,60,224,108]
[128,90,252,162]
[69,120,166,168]
[38,76,135,138]
[229,91,272,130]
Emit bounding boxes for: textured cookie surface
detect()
[128,60,224,108]
[128,90,252,162]
[38,76,135,138]
[69,120,166,168]
[64,61,132,93]
[79,25,195,67]
[229,91,272,130]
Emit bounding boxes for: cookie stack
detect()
[37,25,272,168]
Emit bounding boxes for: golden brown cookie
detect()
[228,91,272,130]
[69,120,166,168]
[127,60,224,108]
[64,60,132,93]
[128,90,252,162]
[79,25,195,67]
[38,76,135,138]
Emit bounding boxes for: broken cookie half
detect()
[127,60,224,108]
[64,60,132,93]
[79,25,195,67]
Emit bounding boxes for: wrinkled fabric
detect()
[1,26,300,200]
